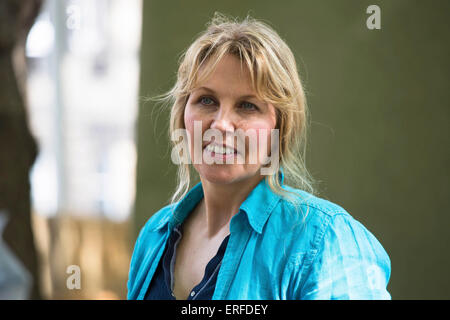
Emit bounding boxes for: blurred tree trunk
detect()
[0,0,43,299]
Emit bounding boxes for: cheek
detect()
[184,104,210,151]
[183,104,195,132]
[240,104,277,135]
[184,104,210,130]
[184,105,200,140]
[239,115,276,131]
[240,119,276,145]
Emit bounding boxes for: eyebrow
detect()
[196,86,259,100]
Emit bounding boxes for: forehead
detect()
[193,54,256,96]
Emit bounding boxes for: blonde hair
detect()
[150,12,316,214]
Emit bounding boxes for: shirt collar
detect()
[153,170,285,234]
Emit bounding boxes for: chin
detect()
[196,164,253,185]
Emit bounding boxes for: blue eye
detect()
[241,101,258,111]
[197,96,258,111]
[199,96,215,106]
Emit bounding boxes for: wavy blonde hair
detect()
[151,12,315,213]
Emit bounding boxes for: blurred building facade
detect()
[26,0,142,299]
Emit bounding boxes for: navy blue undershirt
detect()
[145,223,230,300]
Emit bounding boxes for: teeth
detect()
[205,144,235,155]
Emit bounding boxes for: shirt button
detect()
[190,291,195,297]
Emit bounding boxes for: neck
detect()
[199,174,264,238]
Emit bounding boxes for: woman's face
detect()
[184,53,277,185]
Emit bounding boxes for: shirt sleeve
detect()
[298,213,391,300]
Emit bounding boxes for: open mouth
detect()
[205,144,236,154]
[203,143,239,160]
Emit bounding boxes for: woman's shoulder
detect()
[279,185,349,218]
[272,185,354,234]
[269,186,391,297]
[272,185,390,262]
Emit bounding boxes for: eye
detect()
[240,101,258,111]
[198,96,215,106]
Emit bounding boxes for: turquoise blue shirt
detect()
[127,175,391,300]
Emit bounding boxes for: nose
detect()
[210,106,235,133]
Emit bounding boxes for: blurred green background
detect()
[135,0,450,299]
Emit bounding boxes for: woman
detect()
[128,13,391,300]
